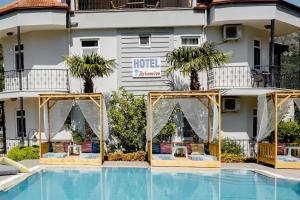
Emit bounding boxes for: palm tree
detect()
[64,53,117,93]
[166,42,229,90]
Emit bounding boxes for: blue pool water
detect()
[0,168,299,200]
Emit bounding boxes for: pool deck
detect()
[0,160,300,191]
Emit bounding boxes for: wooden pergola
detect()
[38,93,104,166]
[148,91,221,168]
[257,91,300,169]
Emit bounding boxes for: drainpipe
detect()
[17,26,25,146]
[269,19,275,87]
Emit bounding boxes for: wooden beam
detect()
[274,93,278,168]
[39,97,51,109]
[89,96,101,108]
[277,94,291,107]
[206,94,220,107]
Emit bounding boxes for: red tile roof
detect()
[0,0,68,15]
[195,0,300,12]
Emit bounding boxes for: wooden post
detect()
[274,93,278,168]
[207,98,211,144]
[38,97,42,158]
[218,93,221,162]
[47,101,50,143]
[149,94,153,163]
[100,95,103,163]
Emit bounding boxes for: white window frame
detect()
[80,38,100,56]
[15,109,26,138]
[14,44,24,70]
[181,36,201,47]
[139,34,151,48]
[254,39,261,67]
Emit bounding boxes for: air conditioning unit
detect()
[222,97,240,112]
[223,25,241,41]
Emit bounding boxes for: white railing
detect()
[4,69,70,92]
[6,139,39,153]
[208,65,252,89]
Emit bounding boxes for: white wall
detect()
[245,26,270,67]
[1,30,68,71]
[4,98,38,140]
[70,29,119,93]
[222,96,257,140]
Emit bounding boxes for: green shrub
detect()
[156,122,176,142]
[221,153,244,163]
[108,151,146,161]
[221,138,243,155]
[7,145,39,161]
[278,121,300,143]
[108,88,146,153]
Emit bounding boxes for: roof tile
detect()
[0,0,68,15]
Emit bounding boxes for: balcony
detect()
[3,69,70,92]
[75,0,193,10]
[205,65,300,90]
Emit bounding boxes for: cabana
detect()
[257,91,300,169]
[38,93,108,166]
[147,91,221,168]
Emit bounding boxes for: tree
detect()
[108,88,146,153]
[166,42,229,90]
[64,53,116,93]
[0,45,4,91]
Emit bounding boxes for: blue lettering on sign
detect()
[133,58,160,68]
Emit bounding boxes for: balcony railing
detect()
[76,0,193,10]
[4,69,70,92]
[207,65,300,90]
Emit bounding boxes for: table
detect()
[172,146,188,158]
[285,146,300,157]
[68,144,82,156]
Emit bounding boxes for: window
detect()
[81,39,99,56]
[254,40,261,66]
[139,34,150,47]
[181,36,200,47]
[15,44,24,70]
[16,110,26,137]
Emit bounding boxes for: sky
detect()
[0,0,299,8]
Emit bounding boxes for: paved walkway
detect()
[222,163,300,180]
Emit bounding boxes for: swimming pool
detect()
[0,168,299,200]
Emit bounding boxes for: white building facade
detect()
[0,0,299,153]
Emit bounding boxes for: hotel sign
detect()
[132,58,161,78]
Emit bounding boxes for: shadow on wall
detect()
[167,74,189,91]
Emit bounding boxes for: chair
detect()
[146,0,160,8]
[251,69,264,87]
[110,1,126,9]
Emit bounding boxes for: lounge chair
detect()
[0,165,19,176]
[0,157,29,175]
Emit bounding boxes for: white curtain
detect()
[152,99,177,139]
[294,98,300,111]
[257,95,290,142]
[77,100,100,138]
[43,103,49,139]
[49,100,73,140]
[177,98,208,141]
[211,95,219,142]
[102,97,109,141]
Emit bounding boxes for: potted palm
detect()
[166,42,229,90]
[64,53,117,93]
